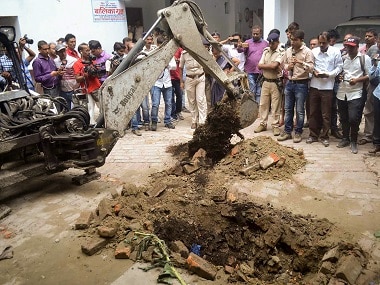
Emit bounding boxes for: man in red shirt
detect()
[65,33,80,59]
[170,47,184,121]
[73,43,101,125]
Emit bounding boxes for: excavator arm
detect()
[101,0,257,136]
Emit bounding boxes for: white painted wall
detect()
[2,0,378,57]
[0,0,128,55]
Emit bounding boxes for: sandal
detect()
[358,139,369,145]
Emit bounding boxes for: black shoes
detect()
[337,138,350,148]
[151,122,157,131]
[306,137,318,144]
[350,142,358,154]
[165,123,175,129]
[321,139,329,147]
[369,145,380,154]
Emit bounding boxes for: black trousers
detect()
[171,79,182,117]
[337,97,362,143]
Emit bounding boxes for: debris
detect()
[186,252,218,280]
[115,242,133,259]
[146,183,167,197]
[81,237,108,256]
[170,240,189,258]
[0,204,11,220]
[0,246,13,260]
[134,232,187,285]
[259,153,280,170]
[239,163,260,175]
[74,211,94,230]
[335,254,363,285]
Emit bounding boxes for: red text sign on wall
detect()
[92,0,126,22]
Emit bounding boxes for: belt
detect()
[263,77,279,82]
[186,72,204,79]
[288,79,309,84]
[42,84,57,90]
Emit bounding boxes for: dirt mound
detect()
[77,136,377,284]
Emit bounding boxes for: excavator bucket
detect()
[239,91,259,129]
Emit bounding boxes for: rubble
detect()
[73,136,380,284]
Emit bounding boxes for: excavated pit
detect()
[79,100,377,284]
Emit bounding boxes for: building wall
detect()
[0,0,128,55]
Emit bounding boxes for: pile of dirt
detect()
[77,136,377,284]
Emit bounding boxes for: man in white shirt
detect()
[150,36,176,131]
[54,43,79,110]
[336,36,371,154]
[307,31,343,147]
[224,33,246,71]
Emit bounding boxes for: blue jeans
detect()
[131,110,140,131]
[150,86,173,124]
[284,81,309,134]
[141,95,150,124]
[247,73,262,103]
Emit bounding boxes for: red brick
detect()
[186,252,218,280]
[114,242,133,259]
[97,225,118,238]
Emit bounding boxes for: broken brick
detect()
[356,269,379,285]
[259,153,280,170]
[114,242,133,259]
[186,252,218,280]
[75,211,94,230]
[97,199,112,221]
[224,265,235,274]
[263,225,282,248]
[146,183,167,197]
[170,240,189,258]
[322,246,340,262]
[335,254,363,285]
[81,237,108,256]
[320,261,334,275]
[98,225,118,238]
[183,163,201,174]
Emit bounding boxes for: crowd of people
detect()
[1,23,379,154]
[233,24,380,155]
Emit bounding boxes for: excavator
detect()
[0,0,258,189]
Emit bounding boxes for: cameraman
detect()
[18,36,36,91]
[73,43,101,125]
[88,40,111,84]
[106,42,126,76]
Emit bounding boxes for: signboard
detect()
[92,0,127,22]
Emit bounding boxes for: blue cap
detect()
[267,33,280,43]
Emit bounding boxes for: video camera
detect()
[23,34,34,44]
[110,51,123,67]
[82,54,106,78]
